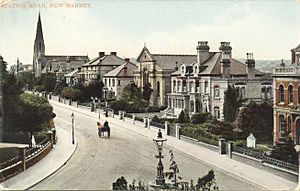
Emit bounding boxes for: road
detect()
[31,103,262,190]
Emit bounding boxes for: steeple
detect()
[33,12,45,77]
[35,12,44,42]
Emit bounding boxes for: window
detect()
[177,81,181,92]
[279,115,285,132]
[261,86,266,99]
[204,81,208,94]
[214,107,220,119]
[182,80,187,92]
[118,80,121,86]
[214,86,220,98]
[173,80,176,93]
[288,85,294,104]
[279,85,284,103]
[190,81,195,92]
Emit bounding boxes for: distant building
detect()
[33,13,89,77]
[134,46,197,106]
[80,52,128,84]
[273,43,300,145]
[10,58,33,74]
[166,41,273,119]
[102,58,137,99]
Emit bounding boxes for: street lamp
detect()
[153,129,167,186]
[71,112,75,145]
[91,97,95,112]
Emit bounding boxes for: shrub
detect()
[191,113,213,124]
[152,115,160,123]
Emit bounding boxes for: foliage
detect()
[236,101,273,143]
[177,111,187,123]
[112,176,128,190]
[122,82,142,102]
[36,73,57,93]
[208,121,240,141]
[62,87,82,101]
[18,71,35,90]
[164,150,181,186]
[110,99,147,113]
[53,78,67,95]
[191,113,213,124]
[151,115,160,123]
[196,170,218,191]
[270,136,298,164]
[78,81,104,102]
[142,82,153,102]
[223,85,239,122]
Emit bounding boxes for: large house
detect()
[80,52,127,84]
[134,46,197,106]
[102,58,137,99]
[33,13,89,77]
[165,41,273,120]
[273,43,300,145]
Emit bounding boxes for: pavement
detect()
[0,98,298,190]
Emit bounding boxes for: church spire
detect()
[35,12,44,42]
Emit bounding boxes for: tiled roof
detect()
[152,54,197,70]
[45,55,88,61]
[103,62,137,77]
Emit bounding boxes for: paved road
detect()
[31,103,261,190]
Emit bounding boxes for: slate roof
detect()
[103,62,137,77]
[171,52,264,76]
[292,43,300,52]
[45,55,88,61]
[152,54,197,70]
[83,54,125,67]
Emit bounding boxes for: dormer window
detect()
[181,65,185,75]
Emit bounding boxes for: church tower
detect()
[33,12,45,77]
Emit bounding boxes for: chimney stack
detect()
[219,42,232,58]
[196,41,210,64]
[246,53,255,78]
[110,52,117,56]
[220,42,232,78]
[125,58,130,62]
[99,52,105,58]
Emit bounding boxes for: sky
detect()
[0,0,300,67]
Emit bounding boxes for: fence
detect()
[149,121,165,130]
[0,136,53,182]
[232,145,298,172]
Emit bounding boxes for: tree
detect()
[191,113,213,124]
[223,85,239,122]
[17,93,53,147]
[236,101,273,142]
[36,73,57,93]
[122,82,142,102]
[62,87,82,101]
[142,82,153,102]
[18,71,35,90]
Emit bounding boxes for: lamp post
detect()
[153,129,167,186]
[91,97,95,112]
[71,113,75,145]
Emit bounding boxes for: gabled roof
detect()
[82,54,125,67]
[103,62,137,77]
[45,55,88,61]
[136,46,154,61]
[292,43,300,52]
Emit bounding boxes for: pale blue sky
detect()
[0,0,300,66]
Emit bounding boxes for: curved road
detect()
[31,103,261,190]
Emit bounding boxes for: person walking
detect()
[97,122,102,137]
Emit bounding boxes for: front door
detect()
[296,119,300,145]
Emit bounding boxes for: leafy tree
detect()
[36,73,57,93]
[112,176,128,190]
[62,87,82,101]
[17,93,53,147]
[236,101,273,142]
[223,85,239,122]
[122,82,142,102]
[208,121,239,141]
[196,170,218,191]
[18,71,35,90]
[152,115,160,123]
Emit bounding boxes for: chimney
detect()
[78,67,82,72]
[125,58,130,62]
[246,53,255,78]
[99,52,105,58]
[196,41,210,64]
[291,49,295,64]
[110,52,117,56]
[219,42,232,58]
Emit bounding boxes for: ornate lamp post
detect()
[153,129,167,186]
[71,113,75,145]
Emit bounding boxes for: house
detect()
[102,58,137,99]
[134,46,197,106]
[166,41,273,119]
[273,43,300,145]
[80,52,126,84]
